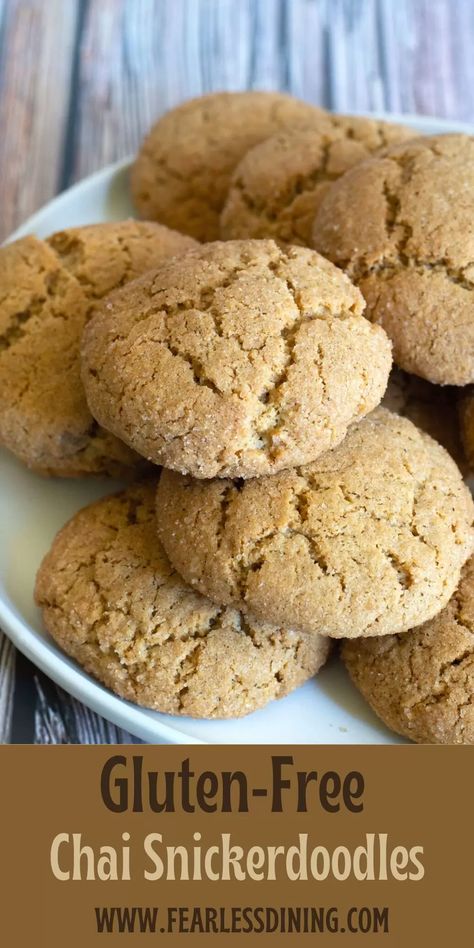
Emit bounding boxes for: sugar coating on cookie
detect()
[48,220,196,300]
[130,91,326,241]
[382,368,464,468]
[0,222,196,476]
[157,408,474,639]
[313,133,474,385]
[81,239,392,479]
[221,115,413,246]
[34,483,330,718]
[342,555,474,744]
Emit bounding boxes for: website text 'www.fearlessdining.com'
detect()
[94,903,390,935]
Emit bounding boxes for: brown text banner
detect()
[0,745,471,945]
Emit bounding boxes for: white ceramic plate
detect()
[1,112,471,744]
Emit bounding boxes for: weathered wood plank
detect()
[0,635,15,744]
[286,0,331,106]
[377,0,474,119]
[71,0,258,182]
[33,674,140,745]
[0,0,79,241]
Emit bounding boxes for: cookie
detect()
[157,408,474,639]
[382,368,464,468]
[81,238,391,479]
[47,220,196,299]
[313,133,474,385]
[221,115,413,246]
[130,91,326,241]
[34,483,330,718]
[341,555,474,744]
[0,222,196,476]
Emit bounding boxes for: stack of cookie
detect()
[2,91,474,740]
[0,221,196,476]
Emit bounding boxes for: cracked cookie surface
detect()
[312,134,474,385]
[0,222,196,476]
[221,115,413,246]
[130,91,326,241]
[157,408,474,638]
[81,239,391,479]
[342,555,474,744]
[34,483,330,718]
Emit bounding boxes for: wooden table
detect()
[1,0,473,744]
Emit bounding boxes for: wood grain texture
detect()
[0,0,79,241]
[0,635,15,744]
[33,675,138,745]
[1,0,473,744]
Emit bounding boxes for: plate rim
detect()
[0,592,204,744]
[2,109,473,744]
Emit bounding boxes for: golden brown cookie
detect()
[81,238,391,479]
[48,221,196,298]
[313,133,474,385]
[34,483,330,718]
[130,91,326,241]
[382,368,464,468]
[221,115,413,246]
[341,555,474,744]
[157,408,474,639]
[0,222,196,476]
